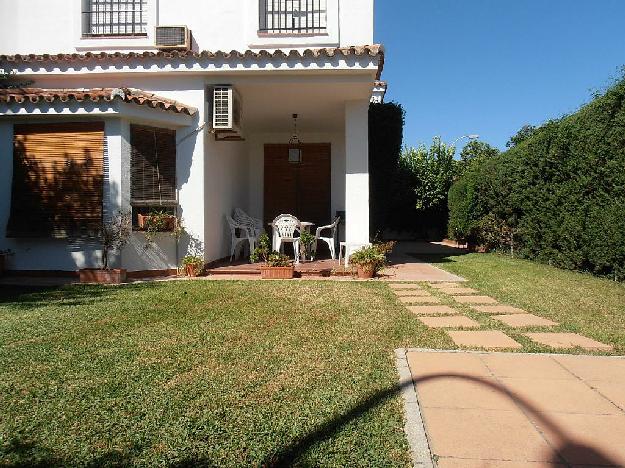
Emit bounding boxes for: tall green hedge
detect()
[369,102,405,237]
[448,77,625,279]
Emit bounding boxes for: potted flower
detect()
[0,249,14,276]
[79,212,132,284]
[251,233,295,279]
[298,230,316,262]
[138,210,184,245]
[182,255,204,277]
[349,242,396,279]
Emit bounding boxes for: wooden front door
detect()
[264,143,331,227]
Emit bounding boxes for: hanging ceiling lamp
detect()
[288,113,302,163]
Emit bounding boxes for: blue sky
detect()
[375,0,625,150]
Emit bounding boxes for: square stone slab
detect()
[393,289,431,297]
[418,315,481,329]
[448,331,522,349]
[554,355,625,382]
[439,287,479,295]
[421,407,556,462]
[399,295,441,304]
[407,305,460,315]
[471,305,527,314]
[525,333,613,351]
[453,295,498,304]
[481,354,575,380]
[389,283,422,290]
[492,314,558,328]
[429,282,464,289]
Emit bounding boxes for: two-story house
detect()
[0,0,385,276]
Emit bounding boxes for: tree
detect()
[460,140,500,164]
[400,137,458,211]
[506,124,537,148]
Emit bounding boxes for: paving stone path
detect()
[389,281,613,352]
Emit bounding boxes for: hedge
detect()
[448,76,625,279]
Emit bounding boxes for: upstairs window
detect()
[259,0,327,34]
[82,0,148,37]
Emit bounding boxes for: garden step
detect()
[389,283,423,290]
[417,315,480,329]
[492,314,558,328]
[524,333,613,351]
[399,296,441,304]
[393,289,432,297]
[407,305,460,315]
[438,287,479,295]
[453,295,498,304]
[447,331,523,349]
[470,305,527,315]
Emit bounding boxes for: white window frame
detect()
[74,0,159,51]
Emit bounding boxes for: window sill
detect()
[257,31,329,38]
[81,34,148,39]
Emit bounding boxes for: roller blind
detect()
[130,125,177,206]
[7,122,105,238]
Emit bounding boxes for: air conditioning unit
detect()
[155,26,191,50]
[211,85,243,138]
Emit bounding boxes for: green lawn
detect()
[2,256,623,466]
[417,251,625,355]
[0,281,443,467]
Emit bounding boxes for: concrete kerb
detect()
[395,348,435,468]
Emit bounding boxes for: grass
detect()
[415,251,625,355]
[0,280,447,467]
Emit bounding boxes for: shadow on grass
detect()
[2,372,617,466]
[258,372,617,467]
[0,285,119,309]
[406,252,464,264]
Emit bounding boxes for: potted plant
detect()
[349,241,396,279]
[298,230,316,261]
[79,212,132,284]
[182,255,204,277]
[251,233,295,279]
[0,249,14,276]
[138,210,184,245]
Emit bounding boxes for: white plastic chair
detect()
[272,214,301,264]
[226,215,255,261]
[233,208,263,239]
[313,216,340,260]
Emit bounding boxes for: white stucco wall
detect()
[0,0,374,55]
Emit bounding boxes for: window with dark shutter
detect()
[7,122,105,239]
[130,125,177,211]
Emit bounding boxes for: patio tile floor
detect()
[417,315,480,329]
[524,333,613,351]
[404,351,625,468]
[492,314,558,328]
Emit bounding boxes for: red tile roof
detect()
[0,45,385,78]
[0,87,197,115]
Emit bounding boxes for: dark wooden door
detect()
[264,143,331,227]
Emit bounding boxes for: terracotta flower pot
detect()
[137,214,176,231]
[357,266,375,279]
[185,264,200,277]
[260,266,295,279]
[79,268,127,284]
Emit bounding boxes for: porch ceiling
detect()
[235,78,373,133]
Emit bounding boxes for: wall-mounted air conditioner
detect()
[211,85,243,139]
[155,26,191,50]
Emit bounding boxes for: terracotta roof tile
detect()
[0,45,385,78]
[0,87,197,115]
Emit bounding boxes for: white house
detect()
[0,0,385,276]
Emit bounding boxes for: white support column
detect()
[103,118,125,269]
[345,100,370,245]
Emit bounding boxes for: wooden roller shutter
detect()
[7,122,105,238]
[130,125,177,206]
